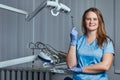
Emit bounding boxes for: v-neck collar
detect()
[84,35,97,46]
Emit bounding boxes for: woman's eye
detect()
[94,18,98,21]
[86,18,90,20]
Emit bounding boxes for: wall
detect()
[0,0,120,80]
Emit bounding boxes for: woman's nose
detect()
[90,19,94,23]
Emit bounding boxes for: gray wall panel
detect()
[0,0,34,68]
[95,0,114,40]
[114,0,120,73]
[0,0,18,61]
[16,0,34,67]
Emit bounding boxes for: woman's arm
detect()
[67,27,78,68]
[66,46,77,68]
[82,53,114,74]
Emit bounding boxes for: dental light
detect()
[26,0,71,21]
[46,0,71,16]
[0,0,71,21]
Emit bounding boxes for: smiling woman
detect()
[85,11,99,32]
[66,7,114,80]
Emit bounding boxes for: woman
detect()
[66,7,114,80]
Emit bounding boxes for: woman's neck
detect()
[86,31,97,44]
[87,30,96,39]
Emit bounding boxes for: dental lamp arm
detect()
[26,0,71,21]
[0,0,71,21]
[26,0,47,21]
[0,1,46,21]
[0,4,28,16]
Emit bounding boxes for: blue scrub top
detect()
[73,34,114,80]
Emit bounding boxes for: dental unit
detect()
[0,42,67,73]
[0,0,70,73]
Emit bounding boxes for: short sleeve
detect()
[103,39,114,55]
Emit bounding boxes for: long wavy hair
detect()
[81,7,110,47]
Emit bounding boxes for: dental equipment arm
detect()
[26,0,71,21]
[25,0,47,21]
[0,4,28,17]
[0,51,66,68]
[0,0,71,21]
[0,55,38,68]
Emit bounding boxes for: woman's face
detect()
[85,11,99,32]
